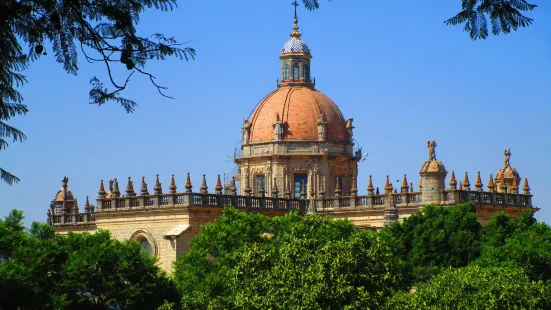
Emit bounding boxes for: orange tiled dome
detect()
[495,166,520,185]
[248,86,348,143]
[420,160,446,173]
[54,189,74,201]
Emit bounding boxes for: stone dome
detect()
[54,189,74,201]
[420,160,446,173]
[282,37,310,54]
[495,166,521,184]
[248,86,348,143]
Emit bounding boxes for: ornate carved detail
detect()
[273,112,284,141]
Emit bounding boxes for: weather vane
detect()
[292,0,299,18]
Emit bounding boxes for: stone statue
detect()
[346,118,354,143]
[109,179,114,192]
[504,148,511,167]
[317,113,327,141]
[427,140,437,160]
[273,112,284,141]
[62,176,69,185]
[242,120,251,144]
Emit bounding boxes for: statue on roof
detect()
[62,176,69,186]
[273,113,284,141]
[427,140,437,161]
[317,113,327,141]
[504,148,511,167]
[346,118,354,143]
[242,120,251,144]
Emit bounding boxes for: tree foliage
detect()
[386,265,550,310]
[174,207,405,309]
[0,211,178,309]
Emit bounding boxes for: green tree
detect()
[0,210,178,309]
[174,207,404,309]
[476,220,551,282]
[385,265,550,310]
[384,202,482,284]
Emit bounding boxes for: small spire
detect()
[384,191,398,227]
[113,178,120,197]
[290,0,302,39]
[169,174,177,194]
[272,177,279,197]
[499,175,507,191]
[401,174,408,193]
[350,176,358,196]
[185,172,192,193]
[84,196,91,212]
[487,174,495,192]
[393,188,397,194]
[200,174,208,194]
[367,175,374,194]
[319,176,326,198]
[98,179,106,198]
[523,178,530,194]
[475,171,483,191]
[384,175,393,193]
[376,187,380,195]
[418,178,423,191]
[215,174,223,194]
[463,172,470,190]
[126,177,135,196]
[301,180,308,199]
[73,199,79,212]
[140,176,149,196]
[154,174,163,195]
[459,180,463,191]
[449,171,457,189]
[410,182,414,192]
[511,176,519,193]
[244,175,252,196]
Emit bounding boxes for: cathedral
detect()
[47,9,538,272]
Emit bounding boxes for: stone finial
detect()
[299,180,307,199]
[475,171,483,191]
[112,179,120,197]
[487,174,495,192]
[458,180,463,191]
[230,177,237,196]
[498,175,507,192]
[511,176,519,194]
[200,174,208,194]
[384,175,393,193]
[449,171,457,189]
[367,175,374,194]
[319,176,326,198]
[259,180,266,198]
[463,172,470,190]
[333,177,341,198]
[140,176,149,196]
[272,177,279,198]
[169,174,177,194]
[126,177,135,196]
[393,188,398,194]
[84,196,91,212]
[73,199,79,212]
[154,174,163,195]
[418,178,423,191]
[523,178,530,194]
[376,187,380,195]
[185,172,193,193]
[215,174,223,195]
[350,176,358,197]
[401,174,408,193]
[410,182,414,192]
[504,148,511,168]
[98,179,106,198]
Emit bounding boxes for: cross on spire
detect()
[292,0,299,18]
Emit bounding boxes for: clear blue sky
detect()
[1,1,550,225]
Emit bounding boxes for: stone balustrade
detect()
[48,187,533,227]
[236,142,356,159]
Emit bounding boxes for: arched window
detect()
[284,64,290,80]
[139,238,153,255]
[303,64,310,81]
[293,63,300,81]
